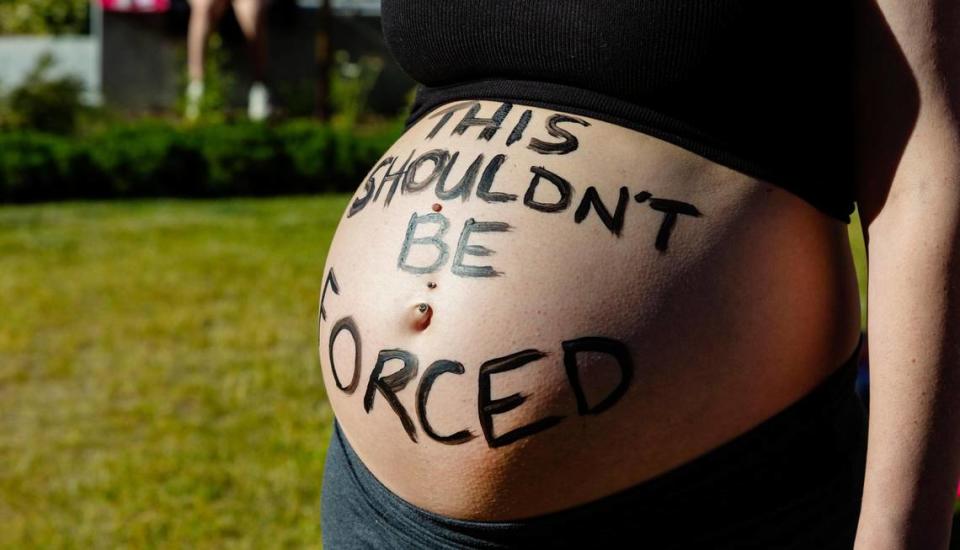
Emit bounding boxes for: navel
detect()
[411,302,433,331]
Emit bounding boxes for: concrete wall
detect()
[0,36,100,103]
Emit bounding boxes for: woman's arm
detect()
[854,1,960,548]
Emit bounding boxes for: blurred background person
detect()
[186,0,271,121]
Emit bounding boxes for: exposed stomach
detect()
[317,99,861,520]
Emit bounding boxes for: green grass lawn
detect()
[0,196,350,549]
[848,208,868,330]
[0,196,891,548]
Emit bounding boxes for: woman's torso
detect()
[318,99,862,521]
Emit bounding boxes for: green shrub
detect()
[329,50,385,128]
[0,118,405,203]
[0,0,89,35]
[87,122,205,198]
[4,53,86,135]
[0,132,69,201]
[326,118,406,191]
[191,122,295,196]
[277,119,333,192]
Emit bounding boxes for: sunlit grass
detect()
[848,207,868,330]
[0,196,351,549]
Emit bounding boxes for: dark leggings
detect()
[321,339,867,550]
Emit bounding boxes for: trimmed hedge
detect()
[0,119,404,203]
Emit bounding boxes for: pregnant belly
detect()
[317,99,861,520]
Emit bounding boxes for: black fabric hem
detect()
[403,78,855,225]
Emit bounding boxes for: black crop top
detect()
[380,0,858,223]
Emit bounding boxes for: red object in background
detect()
[99,0,170,12]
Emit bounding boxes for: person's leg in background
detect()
[186,0,230,121]
[231,0,272,121]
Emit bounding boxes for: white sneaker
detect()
[248,82,271,121]
[185,79,204,122]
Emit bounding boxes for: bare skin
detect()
[188,0,267,83]
[853,0,960,548]
[317,99,862,521]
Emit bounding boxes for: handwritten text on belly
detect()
[319,102,704,446]
[320,266,633,447]
[346,101,702,277]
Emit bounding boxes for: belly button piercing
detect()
[413,302,433,331]
[432,203,442,212]
[427,281,437,289]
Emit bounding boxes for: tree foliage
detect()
[2,52,87,134]
[0,0,90,35]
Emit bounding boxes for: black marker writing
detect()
[523,165,573,213]
[364,348,419,442]
[452,102,514,141]
[475,154,516,203]
[574,186,630,237]
[478,349,565,448]
[562,336,633,415]
[435,151,483,202]
[647,196,702,252]
[319,267,340,322]
[527,114,591,155]
[348,156,393,218]
[330,312,640,448]
[375,149,416,207]
[425,101,477,139]
[328,315,362,394]
[403,149,450,195]
[506,109,532,147]
[416,360,477,445]
[397,211,450,274]
[451,217,511,278]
